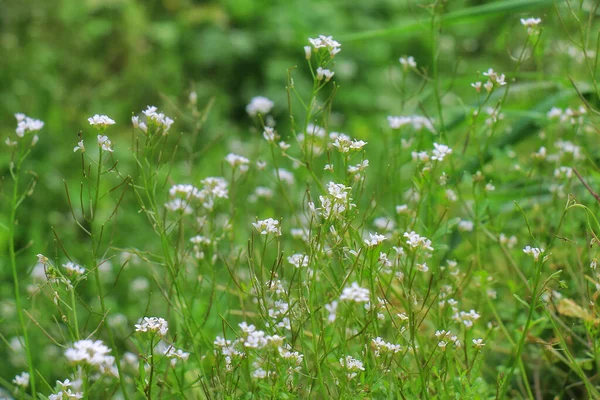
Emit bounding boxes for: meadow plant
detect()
[4,2,600,399]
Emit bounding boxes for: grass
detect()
[2,0,600,399]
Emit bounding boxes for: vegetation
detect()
[3,0,600,398]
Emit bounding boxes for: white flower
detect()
[246,96,274,117]
[472,338,485,349]
[339,355,365,379]
[163,346,190,367]
[263,127,278,142]
[64,340,115,373]
[520,17,541,34]
[275,168,295,185]
[12,372,29,388]
[15,114,44,137]
[482,68,506,86]
[399,56,417,70]
[304,45,312,59]
[288,253,308,268]
[141,106,174,134]
[225,153,250,173]
[252,368,267,379]
[164,198,192,214]
[135,317,169,337]
[253,218,282,236]
[523,246,544,261]
[431,143,452,161]
[308,35,341,57]
[97,135,114,152]
[340,282,370,303]
[403,231,434,251]
[416,263,429,272]
[471,81,482,92]
[88,114,115,128]
[364,232,386,247]
[458,220,474,232]
[63,262,85,276]
[73,140,85,153]
[325,301,338,323]
[316,67,335,81]
[387,115,435,133]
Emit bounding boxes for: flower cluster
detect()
[134,316,169,337]
[246,96,274,117]
[253,218,282,236]
[88,114,115,128]
[387,115,435,133]
[131,106,175,135]
[15,113,44,137]
[339,355,365,379]
[64,339,116,375]
[308,35,341,57]
[339,282,370,303]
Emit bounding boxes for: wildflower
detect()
[288,253,308,268]
[63,262,85,276]
[458,220,474,232]
[416,263,429,272]
[97,135,114,152]
[164,198,192,214]
[396,204,409,214]
[141,106,174,134]
[523,246,544,261]
[471,81,482,92]
[484,80,494,92]
[246,96,274,117]
[399,56,417,70]
[253,218,282,236]
[403,231,434,251]
[521,17,541,34]
[73,140,85,153]
[372,337,401,357]
[325,301,338,323]
[387,115,435,133]
[37,253,49,265]
[472,338,485,349]
[64,340,115,373]
[135,317,169,337]
[252,368,267,379]
[275,168,295,185]
[431,143,452,161]
[278,141,291,152]
[15,113,44,138]
[164,346,190,367]
[304,45,312,59]
[340,282,370,303]
[482,68,506,86]
[12,372,29,388]
[339,355,365,379]
[88,114,115,129]
[364,232,386,247]
[308,35,341,57]
[263,127,278,142]
[316,67,335,81]
[224,153,250,173]
[485,182,496,192]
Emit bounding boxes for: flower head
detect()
[88,114,115,129]
[135,317,169,337]
[246,96,274,117]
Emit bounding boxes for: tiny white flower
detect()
[97,135,114,152]
[73,140,85,153]
[246,96,274,117]
[88,114,115,128]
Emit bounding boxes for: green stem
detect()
[9,161,37,398]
